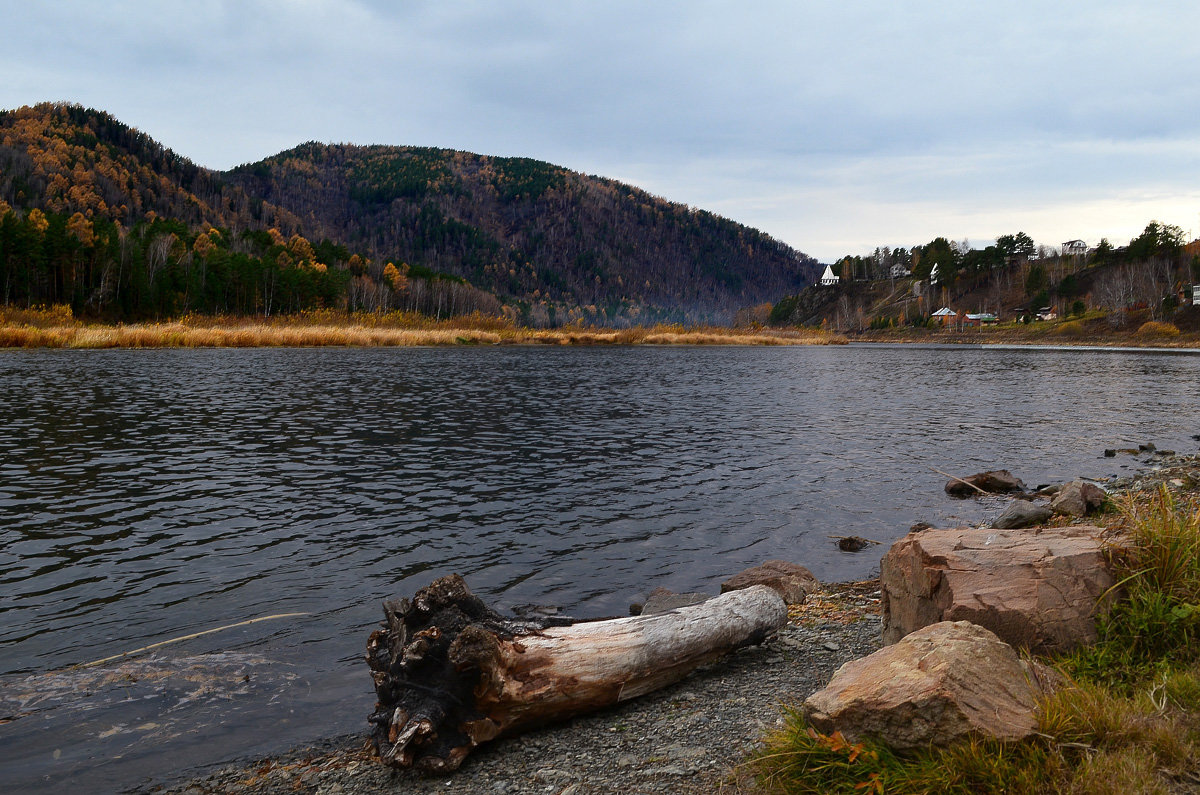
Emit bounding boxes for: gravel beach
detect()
[143,582,883,795]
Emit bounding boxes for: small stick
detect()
[74,612,309,669]
[929,466,989,496]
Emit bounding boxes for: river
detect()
[1,343,1196,791]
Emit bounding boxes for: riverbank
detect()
[0,308,841,348]
[144,582,884,795]
[9,306,1200,350]
[847,308,1200,349]
[146,453,1200,795]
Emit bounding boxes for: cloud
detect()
[1,0,1199,258]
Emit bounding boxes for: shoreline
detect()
[145,582,884,795]
[2,307,1199,350]
[147,453,1200,795]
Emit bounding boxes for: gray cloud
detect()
[2,0,1198,259]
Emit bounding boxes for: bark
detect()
[366,574,787,773]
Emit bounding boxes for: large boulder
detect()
[992,500,1052,529]
[804,621,1055,749]
[945,469,1027,498]
[721,560,817,605]
[881,525,1116,654]
[1049,480,1107,517]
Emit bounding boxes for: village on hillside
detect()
[773,225,1200,335]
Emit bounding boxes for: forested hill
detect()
[223,143,818,322]
[0,103,818,323]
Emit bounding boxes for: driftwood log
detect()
[366,574,787,773]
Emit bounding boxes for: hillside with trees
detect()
[771,225,1200,337]
[222,143,818,325]
[0,103,818,324]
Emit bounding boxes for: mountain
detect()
[0,103,819,323]
[222,143,819,322]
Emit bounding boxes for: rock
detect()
[1104,449,1117,457]
[803,621,1054,750]
[880,524,1116,653]
[944,470,1027,498]
[910,521,934,533]
[640,587,710,615]
[1139,442,1156,452]
[992,500,1052,529]
[1049,480,1106,517]
[1035,484,1061,497]
[721,560,817,605]
[836,536,874,552]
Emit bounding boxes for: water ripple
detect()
[0,345,1197,791]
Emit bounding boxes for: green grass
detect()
[748,487,1200,794]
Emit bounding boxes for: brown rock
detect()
[1049,480,1106,517]
[880,525,1115,654]
[945,469,1027,498]
[720,560,817,605]
[804,621,1052,749]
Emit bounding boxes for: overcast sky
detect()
[3,1,1199,261]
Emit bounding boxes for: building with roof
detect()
[819,264,840,286]
[931,306,957,326]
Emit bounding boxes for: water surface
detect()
[1,344,1196,791]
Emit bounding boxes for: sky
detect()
[3,1,1200,262]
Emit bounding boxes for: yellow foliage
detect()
[287,234,314,262]
[27,208,49,233]
[382,262,408,291]
[192,233,214,258]
[66,212,94,247]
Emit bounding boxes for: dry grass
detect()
[1134,321,1182,339]
[0,310,845,349]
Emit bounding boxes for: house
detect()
[931,306,958,326]
[1062,239,1087,256]
[819,264,840,286]
[1036,306,1058,321]
[1193,284,1200,305]
[963,312,999,327]
[890,262,912,278]
[929,263,940,285]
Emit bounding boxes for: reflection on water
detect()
[0,345,1196,791]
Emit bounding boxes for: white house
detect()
[929,262,940,285]
[889,262,911,278]
[819,264,840,286]
[1062,239,1087,256]
[1193,284,1200,305]
[932,307,958,326]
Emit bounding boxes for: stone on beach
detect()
[992,500,1052,529]
[1049,480,1107,517]
[880,524,1116,654]
[720,560,817,605]
[944,469,1027,497]
[804,621,1053,749]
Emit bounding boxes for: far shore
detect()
[2,307,1200,350]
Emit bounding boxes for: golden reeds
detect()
[0,314,842,349]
